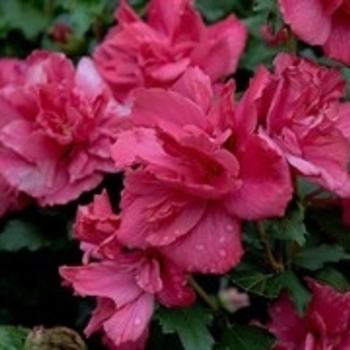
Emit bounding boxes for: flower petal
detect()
[161,203,242,274]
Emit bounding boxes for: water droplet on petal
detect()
[226,224,234,231]
[174,229,181,236]
[219,236,226,243]
[195,244,204,251]
[219,250,227,257]
[134,317,142,326]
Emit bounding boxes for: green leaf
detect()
[218,325,274,350]
[0,326,29,350]
[158,305,214,350]
[0,0,49,39]
[341,66,350,100]
[307,206,350,251]
[293,245,350,271]
[253,0,276,12]
[230,269,282,298]
[196,0,251,22]
[275,271,311,315]
[0,219,51,252]
[266,202,307,246]
[315,268,350,292]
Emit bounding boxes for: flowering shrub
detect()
[1,1,350,350]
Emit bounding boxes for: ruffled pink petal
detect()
[336,103,350,139]
[307,279,350,336]
[171,67,213,114]
[135,258,163,294]
[235,66,270,143]
[85,298,116,336]
[0,58,25,87]
[278,0,331,45]
[130,88,207,135]
[75,58,107,100]
[161,203,242,274]
[111,127,167,170]
[39,172,102,206]
[156,262,195,307]
[267,293,306,346]
[323,10,350,65]
[74,191,120,245]
[293,129,350,196]
[115,0,140,25]
[147,0,185,36]
[170,0,203,43]
[102,293,154,347]
[118,176,207,248]
[60,262,142,307]
[191,15,247,80]
[141,55,190,85]
[225,134,292,220]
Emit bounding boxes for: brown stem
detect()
[286,27,297,54]
[256,222,284,273]
[189,276,219,311]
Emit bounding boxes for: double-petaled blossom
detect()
[60,192,195,349]
[267,279,350,349]
[239,53,350,197]
[0,51,122,206]
[278,0,350,65]
[111,68,292,274]
[93,0,247,102]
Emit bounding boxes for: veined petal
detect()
[161,203,242,274]
[225,134,292,220]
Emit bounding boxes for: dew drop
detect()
[174,229,181,236]
[226,224,234,231]
[219,250,227,257]
[134,317,142,326]
[219,236,226,243]
[195,244,204,251]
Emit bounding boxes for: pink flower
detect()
[93,0,247,101]
[0,51,121,206]
[60,191,195,349]
[111,68,292,274]
[267,279,350,349]
[0,58,25,88]
[278,0,350,65]
[239,53,350,196]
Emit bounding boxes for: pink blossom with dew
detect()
[111,67,293,274]
[60,191,195,349]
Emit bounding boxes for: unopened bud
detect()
[218,288,250,313]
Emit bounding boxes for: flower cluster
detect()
[1,0,350,349]
[60,192,195,349]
